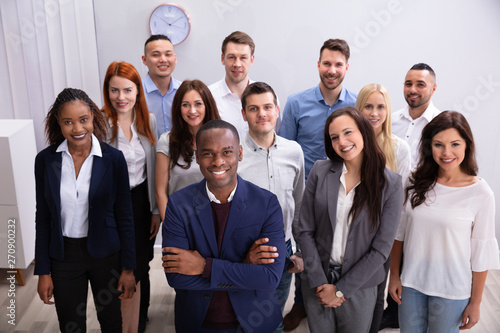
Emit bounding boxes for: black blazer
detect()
[34,140,135,275]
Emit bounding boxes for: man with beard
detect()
[379,63,440,332]
[391,63,440,168]
[280,39,357,179]
[279,39,357,331]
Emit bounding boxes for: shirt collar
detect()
[143,73,179,94]
[420,101,438,122]
[400,101,438,122]
[314,84,347,104]
[244,131,277,150]
[221,76,253,97]
[143,73,159,93]
[56,133,102,157]
[205,181,237,203]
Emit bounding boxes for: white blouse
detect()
[156,131,204,196]
[393,135,411,185]
[396,179,500,299]
[57,134,102,238]
[330,163,360,265]
[117,122,146,188]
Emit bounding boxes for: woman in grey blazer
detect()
[102,61,159,332]
[294,107,403,333]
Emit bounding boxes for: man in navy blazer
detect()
[162,119,286,333]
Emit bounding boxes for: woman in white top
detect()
[355,83,411,332]
[295,107,403,333]
[155,80,220,222]
[389,111,499,332]
[102,61,159,332]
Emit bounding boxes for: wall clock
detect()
[149,4,191,45]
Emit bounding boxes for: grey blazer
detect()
[294,159,403,299]
[106,112,159,214]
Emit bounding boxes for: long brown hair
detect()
[45,88,106,146]
[170,80,220,169]
[102,61,156,145]
[324,107,387,229]
[406,111,477,208]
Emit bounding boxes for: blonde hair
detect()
[355,83,397,172]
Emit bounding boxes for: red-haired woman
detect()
[102,61,159,332]
[155,80,220,222]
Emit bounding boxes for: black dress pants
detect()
[51,237,122,333]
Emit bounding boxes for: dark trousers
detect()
[51,237,122,333]
[130,180,154,326]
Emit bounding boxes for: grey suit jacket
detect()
[294,159,403,299]
[106,112,159,214]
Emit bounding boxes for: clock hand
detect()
[168,16,184,25]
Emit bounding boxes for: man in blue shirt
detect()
[279,39,357,331]
[280,39,357,180]
[142,34,181,137]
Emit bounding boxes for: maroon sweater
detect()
[201,201,239,329]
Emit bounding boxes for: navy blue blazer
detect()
[162,176,286,333]
[34,141,135,275]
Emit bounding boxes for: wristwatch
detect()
[335,285,344,298]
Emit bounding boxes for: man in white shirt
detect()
[381,63,440,331]
[392,63,441,168]
[210,31,281,138]
[238,82,305,333]
[142,34,181,137]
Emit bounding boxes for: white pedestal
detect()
[0,120,37,269]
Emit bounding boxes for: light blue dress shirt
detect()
[142,73,181,137]
[279,84,357,179]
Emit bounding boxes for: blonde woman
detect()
[356,83,411,183]
[356,83,410,333]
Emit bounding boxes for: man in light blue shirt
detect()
[280,39,357,180]
[278,38,357,331]
[142,34,181,136]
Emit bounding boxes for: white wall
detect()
[1,0,499,240]
[0,0,100,149]
[94,0,500,241]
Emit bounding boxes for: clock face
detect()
[150,4,191,45]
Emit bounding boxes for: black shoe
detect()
[379,314,399,330]
[138,315,149,333]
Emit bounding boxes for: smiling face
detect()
[181,89,206,132]
[404,69,436,110]
[196,128,242,202]
[318,49,349,93]
[108,76,138,116]
[360,91,387,136]
[329,114,364,165]
[432,128,466,174]
[142,39,177,80]
[222,42,254,85]
[241,92,279,137]
[58,100,94,151]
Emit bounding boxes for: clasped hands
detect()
[315,283,346,308]
[162,237,303,274]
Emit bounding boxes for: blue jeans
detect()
[273,239,293,333]
[399,286,469,333]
